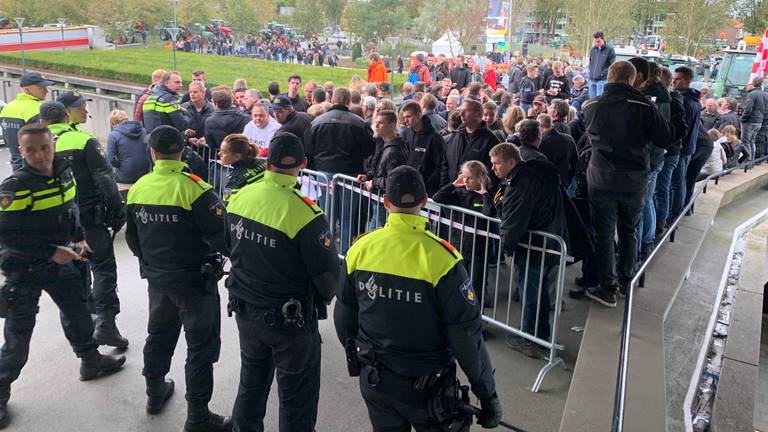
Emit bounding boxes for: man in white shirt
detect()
[242,103,281,150]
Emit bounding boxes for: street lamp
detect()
[57,18,66,51]
[169,0,180,25]
[14,17,24,73]
[168,27,180,70]
[387,36,399,103]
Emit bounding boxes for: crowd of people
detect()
[0,27,767,432]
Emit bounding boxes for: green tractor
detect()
[159,21,186,41]
[711,49,758,99]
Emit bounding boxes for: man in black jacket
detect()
[449,55,471,92]
[716,97,739,131]
[273,95,313,146]
[400,102,444,195]
[581,61,673,307]
[305,87,376,252]
[741,77,768,160]
[486,143,567,355]
[142,71,191,133]
[538,114,577,186]
[204,87,250,151]
[440,98,500,188]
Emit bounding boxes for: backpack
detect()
[408,65,425,84]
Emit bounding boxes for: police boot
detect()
[79,351,126,381]
[184,402,232,432]
[0,400,8,430]
[93,312,129,349]
[146,376,175,415]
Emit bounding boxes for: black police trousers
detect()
[360,366,452,432]
[0,262,98,402]
[231,303,321,432]
[82,212,120,315]
[142,287,221,404]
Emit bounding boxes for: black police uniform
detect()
[0,156,98,402]
[222,158,266,204]
[125,158,229,425]
[50,122,125,327]
[0,92,42,172]
[142,85,191,133]
[226,169,339,432]
[334,211,498,432]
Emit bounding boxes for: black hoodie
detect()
[402,115,445,195]
[440,122,501,189]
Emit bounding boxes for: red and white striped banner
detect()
[750,28,768,84]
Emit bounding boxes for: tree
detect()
[217,0,262,33]
[291,0,328,34]
[661,0,729,56]
[565,0,633,57]
[343,0,408,43]
[532,0,566,39]
[318,0,348,27]
[628,0,670,35]
[734,0,768,35]
[412,0,487,50]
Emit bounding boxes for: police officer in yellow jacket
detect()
[39,99,128,349]
[0,124,126,429]
[334,165,502,431]
[0,72,52,171]
[226,131,338,432]
[126,126,231,431]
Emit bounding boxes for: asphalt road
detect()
[0,145,588,432]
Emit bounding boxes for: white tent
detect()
[431,32,463,58]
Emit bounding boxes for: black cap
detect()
[145,125,184,155]
[268,132,305,169]
[39,101,68,123]
[57,91,92,108]
[272,95,293,110]
[19,72,54,88]
[385,166,426,208]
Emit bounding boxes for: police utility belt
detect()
[227,296,313,328]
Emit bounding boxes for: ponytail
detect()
[223,133,257,162]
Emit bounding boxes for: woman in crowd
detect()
[106,109,150,189]
[218,133,265,203]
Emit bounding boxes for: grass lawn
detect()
[0,48,406,95]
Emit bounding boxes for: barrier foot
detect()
[531,356,565,393]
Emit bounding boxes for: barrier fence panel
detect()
[298,169,331,215]
[330,174,568,392]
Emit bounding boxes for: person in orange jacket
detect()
[367,53,389,86]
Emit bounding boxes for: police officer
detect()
[125,125,231,431]
[0,72,52,171]
[142,71,191,133]
[334,165,503,431]
[0,124,126,429]
[39,99,128,349]
[58,90,93,135]
[218,133,265,204]
[226,131,338,431]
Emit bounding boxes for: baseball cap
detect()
[145,125,184,155]
[57,91,93,108]
[385,166,426,208]
[20,72,54,88]
[38,101,68,123]
[272,95,293,110]
[268,132,305,169]
[533,95,547,106]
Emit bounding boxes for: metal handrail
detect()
[611,155,768,431]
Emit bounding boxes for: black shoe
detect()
[146,377,175,415]
[586,286,617,308]
[569,286,586,300]
[504,335,548,360]
[0,401,8,430]
[94,313,129,349]
[184,406,232,432]
[80,352,126,381]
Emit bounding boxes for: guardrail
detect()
[611,155,768,432]
[328,173,569,392]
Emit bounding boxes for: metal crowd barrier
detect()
[329,173,569,392]
[196,144,330,210]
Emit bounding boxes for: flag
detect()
[749,28,768,84]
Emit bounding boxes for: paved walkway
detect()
[756,318,768,431]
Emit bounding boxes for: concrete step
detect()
[559,164,768,432]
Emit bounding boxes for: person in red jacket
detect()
[367,53,389,86]
[483,60,497,91]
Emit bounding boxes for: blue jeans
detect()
[636,163,663,252]
[319,171,360,254]
[668,154,690,225]
[515,262,556,341]
[520,102,532,115]
[588,80,606,99]
[655,155,679,229]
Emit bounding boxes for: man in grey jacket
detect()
[588,31,615,99]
